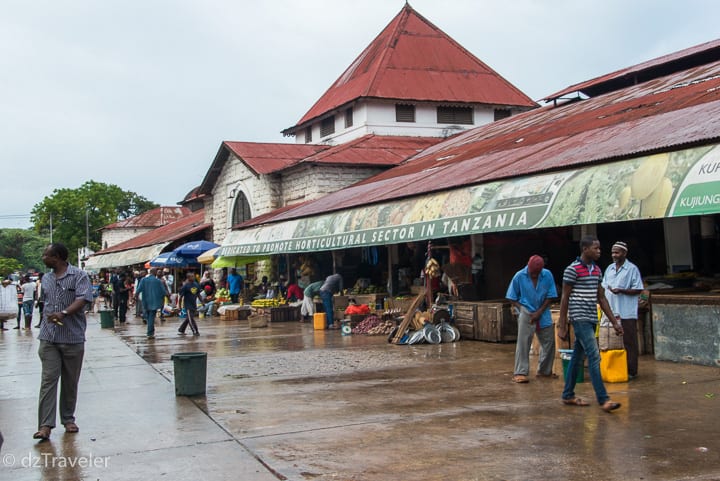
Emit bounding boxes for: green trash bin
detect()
[559,349,584,383]
[99,309,114,328]
[171,352,207,396]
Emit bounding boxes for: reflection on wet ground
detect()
[113,312,720,481]
[2,311,718,481]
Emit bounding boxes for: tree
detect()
[31,181,158,263]
[0,256,23,278]
[0,228,47,272]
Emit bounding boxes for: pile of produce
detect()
[424,258,441,278]
[251,298,281,308]
[215,288,231,304]
[352,315,395,335]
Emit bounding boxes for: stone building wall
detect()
[208,153,386,244]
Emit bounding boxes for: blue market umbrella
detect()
[172,240,219,257]
[149,252,199,268]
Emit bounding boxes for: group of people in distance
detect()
[506,235,643,413]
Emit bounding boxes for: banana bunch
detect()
[424,258,441,278]
[251,299,280,307]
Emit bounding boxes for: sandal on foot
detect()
[562,397,590,406]
[64,422,79,433]
[33,426,51,440]
[536,373,559,379]
[601,401,621,412]
[512,375,529,383]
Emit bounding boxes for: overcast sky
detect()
[2,0,719,229]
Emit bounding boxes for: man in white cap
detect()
[602,241,644,379]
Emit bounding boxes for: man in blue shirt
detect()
[506,255,558,383]
[134,268,167,339]
[602,241,644,379]
[226,268,243,303]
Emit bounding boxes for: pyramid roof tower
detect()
[283,3,535,135]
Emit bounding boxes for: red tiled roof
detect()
[96,210,211,254]
[101,206,190,230]
[242,58,720,226]
[288,4,535,131]
[543,38,720,101]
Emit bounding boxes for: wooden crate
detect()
[352,294,387,309]
[270,306,301,322]
[453,301,477,340]
[475,300,516,342]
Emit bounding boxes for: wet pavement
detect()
[1,311,719,481]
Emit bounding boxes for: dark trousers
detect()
[622,318,639,376]
[112,292,119,319]
[178,308,199,335]
[118,297,128,322]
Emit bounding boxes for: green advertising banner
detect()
[218,144,720,257]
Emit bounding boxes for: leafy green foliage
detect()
[0,229,47,273]
[30,181,158,263]
[0,256,23,278]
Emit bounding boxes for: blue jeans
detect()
[562,321,609,405]
[144,309,158,336]
[23,300,34,318]
[320,290,334,328]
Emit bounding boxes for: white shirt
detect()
[21,281,36,301]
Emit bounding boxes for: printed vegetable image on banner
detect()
[218,143,720,257]
[670,145,720,216]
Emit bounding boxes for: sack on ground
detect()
[600,349,628,383]
[598,324,625,351]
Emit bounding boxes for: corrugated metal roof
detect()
[287,4,535,132]
[224,142,329,175]
[197,135,441,196]
[242,59,720,227]
[94,210,211,254]
[300,135,442,166]
[543,38,720,101]
[101,206,190,230]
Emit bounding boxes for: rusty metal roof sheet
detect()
[300,135,442,166]
[243,59,720,227]
[287,5,535,132]
[224,142,329,175]
[197,135,441,196]
[543,38,720,101]
[101,206,191,230]
[96,210,211,254]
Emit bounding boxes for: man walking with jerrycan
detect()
[557,236,624,412]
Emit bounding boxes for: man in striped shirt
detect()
[557,235,624,413]
[33,243,93,441]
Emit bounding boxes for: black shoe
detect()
[34,324,41,328]
[177,330,186,335]
[13,326,20,329]
[192,332,200,337]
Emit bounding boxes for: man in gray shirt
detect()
[34,243,93,441]
[319,273,343,329]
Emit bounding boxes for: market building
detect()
[215,38,720,366]
[197,4,536,250]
